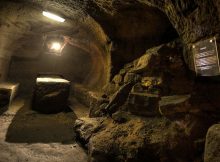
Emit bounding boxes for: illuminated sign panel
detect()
[192,37,220,76]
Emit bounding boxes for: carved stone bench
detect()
[0,82,19,107]
[32,76,70,114]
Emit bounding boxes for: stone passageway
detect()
[0,0,220,162]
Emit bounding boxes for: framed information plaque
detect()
[192,37,220,76]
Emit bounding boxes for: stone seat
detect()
[127,92,160,117]
[32,76,70,114]
[159,95,191,117]
[73,84,108,117]
[0,82,19,107]
[73,84,102,107]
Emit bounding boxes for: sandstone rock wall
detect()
[78,39,220,162]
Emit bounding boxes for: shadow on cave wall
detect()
[5,98,77,143]
[89,3,179,78]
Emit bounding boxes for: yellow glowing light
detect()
[42,11,65,22]
[51,42,62,51]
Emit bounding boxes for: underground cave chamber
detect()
[0,0,220,162]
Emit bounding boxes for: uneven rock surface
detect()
[104,40,194,97]
[75,115,197,162]
[76,40,220,162]
[204,124,220,162]
[74,117,105,144]
[104,82,135,115]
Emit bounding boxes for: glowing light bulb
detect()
[43,11,65,22]
[51,42,61,51]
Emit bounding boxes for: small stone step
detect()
[159,95,190,116]
[0,82,19,107]
[127,92,160,117]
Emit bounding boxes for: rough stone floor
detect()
[0,96,89,162]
